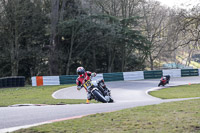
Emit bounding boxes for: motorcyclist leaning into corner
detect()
[163,75,170,84]
[76,67,97,100]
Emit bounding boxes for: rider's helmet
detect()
[77,67,85,75]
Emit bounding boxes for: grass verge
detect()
[150,84,200,99]
[12,84,200,133]
[13,99,200,133]
[0,85,93,107]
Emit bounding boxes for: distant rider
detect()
[163,75,170,84]
[76,67,96,100]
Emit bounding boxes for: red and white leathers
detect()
[160,77,167,84]
[76,71,96,92]
[76,71,96,100]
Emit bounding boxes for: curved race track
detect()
[1,77,200,132]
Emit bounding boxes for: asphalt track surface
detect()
[1,77,200,132]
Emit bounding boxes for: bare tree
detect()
[176,4,200,67]
[141,0,174,70]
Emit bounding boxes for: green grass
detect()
[0,85,94,107]
[150,84,200,99]
[13,99,200,133]
[12,84,200,133]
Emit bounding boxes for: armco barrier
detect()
[36,76,43,86]
[181,69,199,77]
[163,69,181,77]
[103,72,124,82]
[199,69,200,76]
[31,69,200,86]
[32,76,60,86]
[43,76,60,86]
[31,77,37,86]
[144,70,162,79]
[59,75,78,84]
[123,71,144,81]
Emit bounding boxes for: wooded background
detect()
[0,0,200,83]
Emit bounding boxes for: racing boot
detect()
[86,99,90,104]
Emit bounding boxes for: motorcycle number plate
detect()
[83,80,92,89]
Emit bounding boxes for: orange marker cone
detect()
[86,99,90,104]
[188,83,191,85]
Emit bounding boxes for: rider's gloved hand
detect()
[91,72,96,77]
[77,86,82,90]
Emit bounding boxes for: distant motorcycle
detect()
[158,75,170,87]
[83,79,114,103]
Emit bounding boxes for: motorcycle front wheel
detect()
[92,89,108,103]
[158,82,161,87]
[109,97,114,103]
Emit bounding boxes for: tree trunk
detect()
[11,4,20,76]
[150,54,154,70]
[60,0,67,21]
[107,43,116,73]
[49,49,59,75]
[92,44,97,72]
[49,0,59,75]
[66,26,75,75]
[108,44,112,73]
[186,49,193,66]
[121,44,125,72]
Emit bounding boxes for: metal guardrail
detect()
[31,69,200,86]
[103,72,124,82]
[59,75,78,84]
[181,69,199,77]
[144,70,163,79]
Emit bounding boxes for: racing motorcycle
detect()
[158,75,170,87]
[83,79,114,103]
